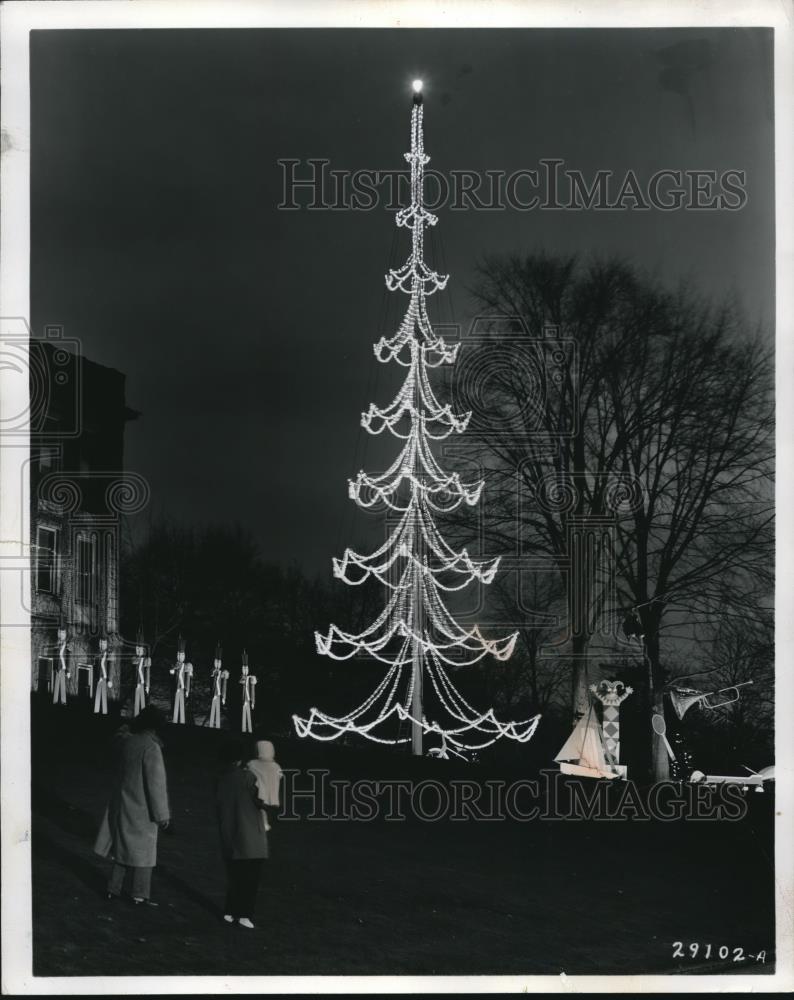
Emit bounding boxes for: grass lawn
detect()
[30,699,774,978]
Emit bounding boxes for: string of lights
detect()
[292,82,540,757]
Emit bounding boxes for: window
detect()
[76,535,96,606]
[35,526,58,593]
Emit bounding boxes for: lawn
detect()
[30,699,774,978]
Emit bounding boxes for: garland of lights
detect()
[293,82,540,757]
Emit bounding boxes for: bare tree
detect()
[456,253,773,779]
[605,288,773,779]
[485,568,570,715]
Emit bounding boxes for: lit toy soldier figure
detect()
[170,636,193,725]
[93,635,113,715]
[133,628,150,717]
[53,620,71,706]
[239,651,256,734]
[209,642,229,729]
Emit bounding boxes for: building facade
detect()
[30,337,141,702]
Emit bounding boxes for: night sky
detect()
[30,28,774,575]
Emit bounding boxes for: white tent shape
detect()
[554,704,622,780]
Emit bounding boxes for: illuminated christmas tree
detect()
[293,82,540,757]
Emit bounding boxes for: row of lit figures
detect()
[50,626,259,733]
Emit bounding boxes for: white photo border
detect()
[1,0,791,993]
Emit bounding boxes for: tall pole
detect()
[411,520,423,755]
[412,445,424,754]
[410,81,425,757]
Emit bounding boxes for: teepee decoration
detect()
[293,81,540,757]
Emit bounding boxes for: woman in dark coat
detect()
[216,738,268,929]
[94,706,170,905]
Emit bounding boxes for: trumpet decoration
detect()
[668,680,753,721]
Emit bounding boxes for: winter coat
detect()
[94,730,170,868]
[216,765,269,860]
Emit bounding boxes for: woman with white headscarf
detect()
[246,740,283,832]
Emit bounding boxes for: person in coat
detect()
[216,737,268,929]
[94,705,170,906]
[246,739,283,833]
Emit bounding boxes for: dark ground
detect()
[30,698,774,978]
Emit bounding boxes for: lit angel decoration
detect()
[293,81,540,757]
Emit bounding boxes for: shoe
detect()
[223,914,234,923]
[106,892,121,901]
[238,917,255,929]
[132,897,159,907]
